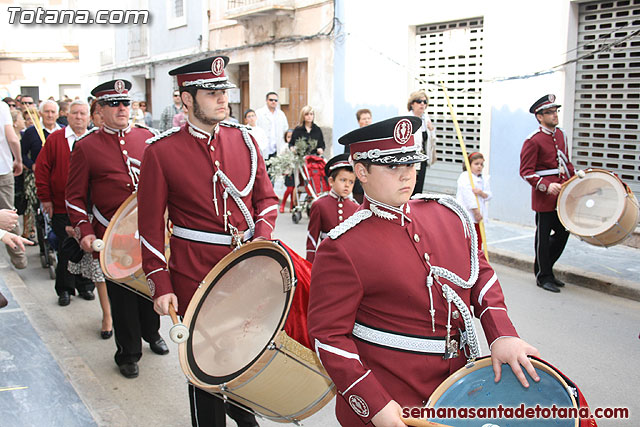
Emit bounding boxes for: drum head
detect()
[101,193,141,280]
[558,170,625,236]
[185,242,294,385]
[428,358,577,426]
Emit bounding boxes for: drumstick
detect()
[168,304,189,344]
[402,417,452,427]
[92,239,105,252]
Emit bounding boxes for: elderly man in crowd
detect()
[35,100,95,306]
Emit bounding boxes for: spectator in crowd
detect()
[456,151,492,250]
[280,129,296,213]
[89,99,103,129]
[256,91,289,159]
[172,104,187,128]
[290,105,325,156]
[160,89,182,132]
[0,95,26,269]
[35,100,97,307]
[3,97,17,111]
[139,101,153,128]
[226,105,239,124]
[57,101,70,126]
[10,110,25,137]
[130,101,145,126]
[244,109,269,159]
[18,95,35,113]
[407,90,436,195]
[22,109,33,129]
[356,108,372,127]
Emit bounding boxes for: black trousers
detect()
[189,384,259,427]
[105,280,160,365]
[51,213,94,296]
[412,161,428,196]
[534,211,570,283]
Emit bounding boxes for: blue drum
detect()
[426,357,579,426]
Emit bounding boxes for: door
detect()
[280,61,308,128]
[239,64,249,121]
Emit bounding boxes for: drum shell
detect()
[99,193,170,300]
[178,241,335,423]
[557,169,639,247]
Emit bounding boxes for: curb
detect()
[488,247,640,303]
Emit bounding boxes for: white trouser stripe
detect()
[478,273,498,305]
[140,236,166,263]
[258,204,278,217]
[342,370,371,396]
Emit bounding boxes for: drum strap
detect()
[172,224,253,245]
[92,206,110,228]
[352,322,446,354]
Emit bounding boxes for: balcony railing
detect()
[225,0,295,20]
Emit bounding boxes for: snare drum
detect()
[100,193,169,300]
[424,357,595,426]
[557,169,639,247]
[178,240,335,423]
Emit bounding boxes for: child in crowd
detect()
[305,153,359,262]
[280,129,296,213]
[456,151,492,248]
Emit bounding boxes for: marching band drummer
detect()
[137,56,278,427]
[307,117,540,427]
[65,80,168,379]
[520,94,575,294]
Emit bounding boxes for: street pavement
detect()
[1,212,638,426]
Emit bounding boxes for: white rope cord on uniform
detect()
[213,126,258,233]
[328,210,372,240]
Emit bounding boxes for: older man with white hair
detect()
[35,100,95,306]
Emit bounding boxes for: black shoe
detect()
[537,281,561,293]
[119,362,139,379]
[101,330,113,340]
[150,338,169,355]
[79,290,95,300]
[58,292,71,306]
[552,277,566,287]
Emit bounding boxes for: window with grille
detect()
[573,0,640,199]
[416,18,484,194]
[167,0,187,29]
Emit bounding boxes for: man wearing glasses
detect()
[18,95,35,113]
[66,79,167,379]
[519,94,574,293]
[160,89,183,132]
[256,91,289,159]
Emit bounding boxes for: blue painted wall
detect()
[489,106,540,226]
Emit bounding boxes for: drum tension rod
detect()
[206,387,303,425]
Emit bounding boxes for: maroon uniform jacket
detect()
[35,127,73,214]
[307,195,518,425]
[519,126,575,212]
[137,121,278,314]
[306,190,359,262]
[66,124,153,249]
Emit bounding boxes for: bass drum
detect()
[99,193,169,300]
[557,169,639,247]
[178,240,334,423]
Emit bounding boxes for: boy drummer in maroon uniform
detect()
[137,56,277,426]
[307,117,540,426]
[306,153,359,262]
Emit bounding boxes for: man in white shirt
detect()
[255,92,289,159]
[35,100,95,305]
[0,100,25,268]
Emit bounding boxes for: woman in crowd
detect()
[407,90,436,195]
[290,105,325,156]
[139,101,153,127]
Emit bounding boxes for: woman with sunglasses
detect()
[407,90,437,195]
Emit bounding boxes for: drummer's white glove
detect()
[154,293,178,316]
[490,336,540,388]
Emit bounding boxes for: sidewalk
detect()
[484,219,640,301]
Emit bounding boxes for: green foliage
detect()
[265,137,318,179]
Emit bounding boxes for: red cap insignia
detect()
[114,80,125,94]
[211,57,225,76]
[393,118,413,145]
